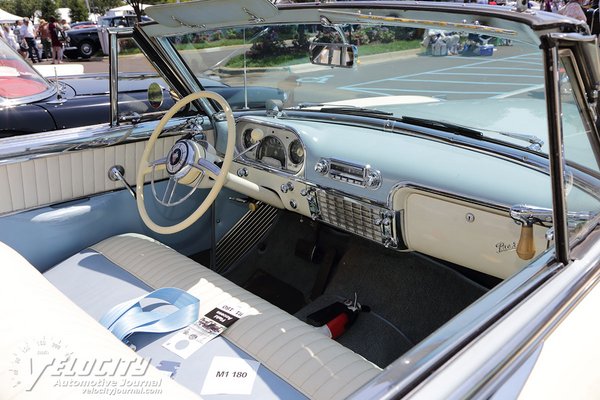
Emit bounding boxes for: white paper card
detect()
[200,356,260,395]
[163,303,246,359]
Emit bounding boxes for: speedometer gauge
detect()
[243,128,264,148]
[257,136,285,167]
[289,139,304,165]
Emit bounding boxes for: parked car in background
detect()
[0,39,286,137]
[70,20,96,29]
[1,1,599,399]
[64,15,149,58]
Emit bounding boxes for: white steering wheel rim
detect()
[136,91,236,234]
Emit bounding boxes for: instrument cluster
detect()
[236,119,305,175]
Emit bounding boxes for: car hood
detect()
[57,73,228,97]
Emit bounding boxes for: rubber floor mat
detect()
[244,269,306,314]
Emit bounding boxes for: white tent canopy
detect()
[105,4,149,17]
[0,8,23,23]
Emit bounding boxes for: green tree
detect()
[68,0,88,22]
[0,0,17,15]
[40,0,58,20]
[89,0,122,14]
[13,0,38,19]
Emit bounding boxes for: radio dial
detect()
[365,169,382,189]
[315,159,329,175]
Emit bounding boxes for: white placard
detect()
[200,356,260,395]
[163,302,246,359]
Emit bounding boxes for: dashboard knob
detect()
[315,159,329,175]
[280,181,294,193]
[365,169,381,189]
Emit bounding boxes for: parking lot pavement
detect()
[34,53,156,75]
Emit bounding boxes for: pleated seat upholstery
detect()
[48,233,382,400]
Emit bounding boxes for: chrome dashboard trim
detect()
[278,111,600,200]
[235,116,306,177]
[0,116,210,166]
[387,182,511,213]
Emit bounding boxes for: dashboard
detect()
[230,115,595,279]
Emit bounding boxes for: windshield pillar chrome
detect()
[541,35,570,265]
[109,30,119,127]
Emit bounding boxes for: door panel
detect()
[0,135,178,215]
[0,185,248,272]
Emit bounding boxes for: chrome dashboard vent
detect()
[315,190,397,247]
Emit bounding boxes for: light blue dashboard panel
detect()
[245,116,599,212]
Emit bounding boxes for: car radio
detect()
[314,158,382,189]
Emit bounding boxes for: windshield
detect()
[166,23,587,156]
[0,39,52,102]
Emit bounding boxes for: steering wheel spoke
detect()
[192,158,221,180]
[143,157,167,176]
[163,176,179,204]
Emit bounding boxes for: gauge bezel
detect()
[236,119,305,175]
[289,139,305,165]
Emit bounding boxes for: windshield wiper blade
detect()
[401,116,544,151]
[318,106,393,116]
[401,116,483,139]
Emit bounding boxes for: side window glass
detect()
[559,58,600,174]
[116,37,180,119]
[558,56,600,242]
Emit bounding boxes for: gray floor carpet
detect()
[225,212,487,368]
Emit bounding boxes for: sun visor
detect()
[145,0,279,29]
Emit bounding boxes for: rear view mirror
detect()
[309,43,357,68]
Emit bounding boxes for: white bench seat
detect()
[4,234,381,399]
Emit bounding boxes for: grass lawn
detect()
[174,39,245,50]
[224,40,422,68]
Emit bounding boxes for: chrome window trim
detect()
[401,231,600,399]
[473,233,600,398]
[0,116,212,166]
[347,249,559,400]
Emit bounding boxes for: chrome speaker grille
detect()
[215,203,280,273]
[315,190,396,246]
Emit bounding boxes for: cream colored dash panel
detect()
[0,136,179,215]
[404,193,549,279]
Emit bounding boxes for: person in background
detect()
[60,19,71,31]
[13,20,22,43]
[48,17,63,64]
[2,24,19,51]
[558,0,587,21]
[20,18,39,63]
[541,0,553,11]
[38,19,51,60]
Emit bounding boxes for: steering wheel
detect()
[136,91,236,234]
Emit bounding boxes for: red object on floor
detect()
[325,312,350,339]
